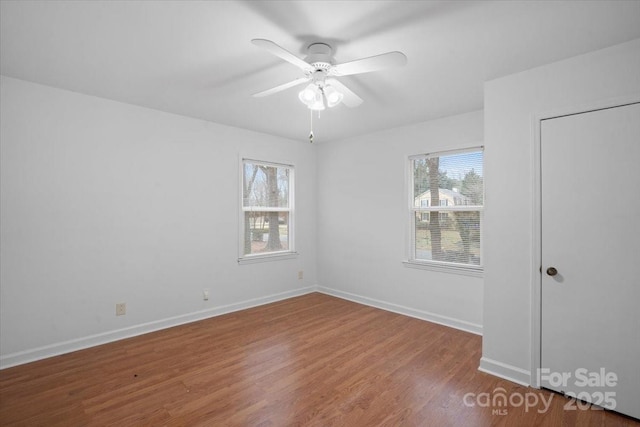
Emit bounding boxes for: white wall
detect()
[482,38,640,384]
[0,76,317,368]
[316,111,484,333]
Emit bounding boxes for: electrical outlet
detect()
[298,270,304,280]
[116,302,126,316]
[203,289,209,301]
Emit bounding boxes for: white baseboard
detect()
[0,286,316,369]
[479,357,531,386]
[317,286,483,336]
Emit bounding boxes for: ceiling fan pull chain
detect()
[309,109,314,143]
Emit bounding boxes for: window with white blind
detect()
[240,159,294,262]
[407,147,484,274]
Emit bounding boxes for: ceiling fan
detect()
[251,39,407,111]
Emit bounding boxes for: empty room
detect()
[1,1,639,425]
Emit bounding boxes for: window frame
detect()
[238,158,296,264]
[404,146,484,277]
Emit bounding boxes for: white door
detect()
[541,102,640,419]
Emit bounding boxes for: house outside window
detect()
[408,147,483,272]
[240,159,294,261]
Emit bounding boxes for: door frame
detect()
[529,93,640,388]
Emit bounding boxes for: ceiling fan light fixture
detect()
[299,83,325,110]
[298,83,318,105]
[308,96,325,111]
[323,85,343,108]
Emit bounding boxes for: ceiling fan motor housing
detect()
[305,43,333,72]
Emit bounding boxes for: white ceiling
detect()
[2,1,639,143]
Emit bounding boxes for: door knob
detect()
[546,267,558,276]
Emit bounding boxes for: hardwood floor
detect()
[0,293,637,426]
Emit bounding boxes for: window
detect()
[240,159,294,260]
[408,148,483,272]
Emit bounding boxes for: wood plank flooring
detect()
[0,293,637,426]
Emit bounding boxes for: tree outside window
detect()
[242,160,293,257]
[411,149,483,268]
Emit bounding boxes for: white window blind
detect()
[409,148,484,269]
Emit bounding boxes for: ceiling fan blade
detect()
[326,78,363,108]
[330,51,407,76]
[253,77,310,98]
[251,39,313,72]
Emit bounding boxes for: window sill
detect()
[402,260,483,278]
[238,252,298,265]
